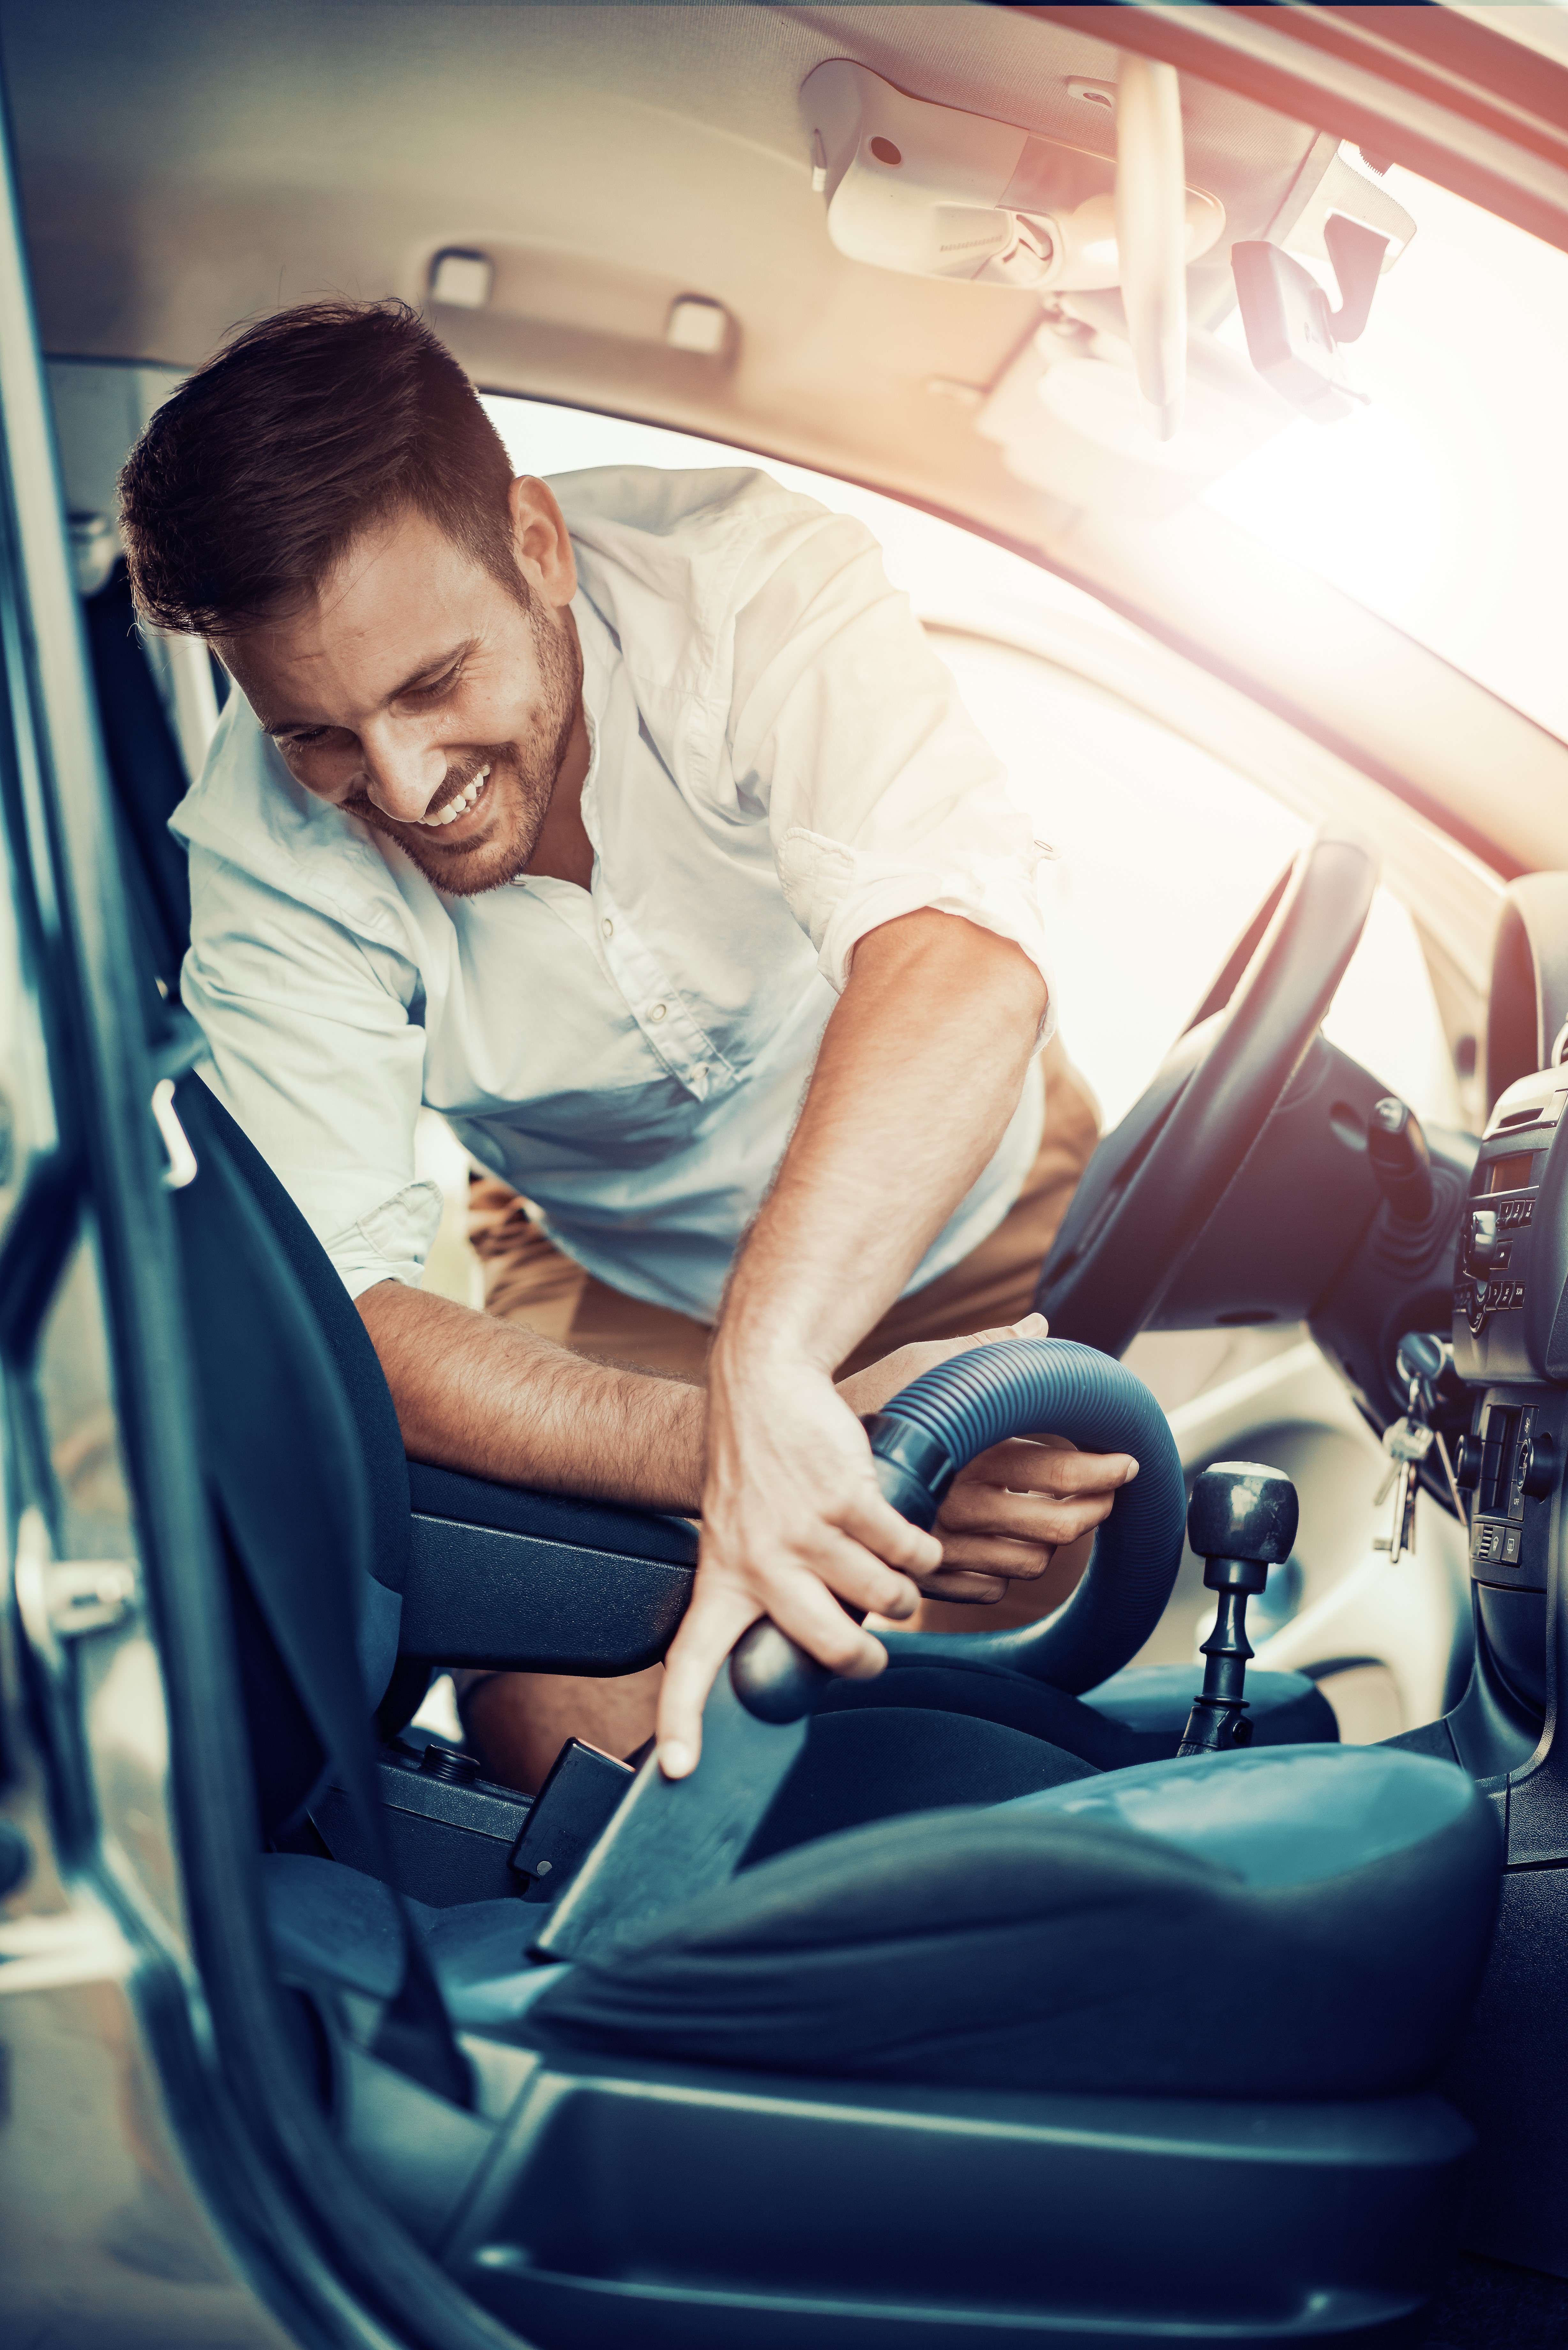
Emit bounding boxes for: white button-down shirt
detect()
[173,466,1053,1321]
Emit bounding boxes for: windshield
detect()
[1203,160,1568,745]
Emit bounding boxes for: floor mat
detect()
[1424,2253,1568,2347]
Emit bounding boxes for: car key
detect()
[1401,1330,1470,1525]
[1375,1414,1433,1560]
[1376,1334,1466,1560]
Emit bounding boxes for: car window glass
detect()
[929,634,1461,1134]
[482,393,1144,640]
[1203,164,1568,746]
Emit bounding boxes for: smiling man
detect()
[118,299,1130,1787]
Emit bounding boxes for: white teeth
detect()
[415,766,492,829]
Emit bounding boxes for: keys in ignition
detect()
[1375,1415,1433,1562]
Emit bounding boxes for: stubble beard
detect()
[351,596,584,898]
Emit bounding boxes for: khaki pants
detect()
[460,1033,1101,1787]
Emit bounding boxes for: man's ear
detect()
[508,476,577,609]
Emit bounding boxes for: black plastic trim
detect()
[401,1511,694,1673]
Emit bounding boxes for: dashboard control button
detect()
[1467,1209,1501,1277]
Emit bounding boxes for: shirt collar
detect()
[568,586,616,871]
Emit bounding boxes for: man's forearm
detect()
[356,1256,978,1510]
[715,909,1046,1378]
[653,909,1049,1772]
[358,1281,706,1510]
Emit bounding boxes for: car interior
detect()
[4,6,1568,2349]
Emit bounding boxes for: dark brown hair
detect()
[118,298,520,636]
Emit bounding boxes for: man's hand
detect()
[654,1312,1137,1774]
[655,1362,938,1778]
[841,1312,1138,1605]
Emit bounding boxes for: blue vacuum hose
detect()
[730,1338,1186,1721]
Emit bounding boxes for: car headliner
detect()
[3,0,1566,874]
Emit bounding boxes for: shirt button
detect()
[601,917,613,938]
[648,1002,667,1024]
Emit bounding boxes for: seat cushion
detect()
[529,1746,1501,2099]
[817,1658,1336,1777]
[744,1704,1098,1865]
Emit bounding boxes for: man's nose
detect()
[358,728,446,823]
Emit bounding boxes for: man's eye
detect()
[407,665,462,704]
[281,727,328,748]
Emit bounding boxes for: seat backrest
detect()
[172,1072,408,1827]
[192,1080,414,1591]
[169,1070,470,2100]
[185,1079,442,1736]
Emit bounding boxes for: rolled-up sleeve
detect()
[181,843,441,1298]
[726,508,1054,1043]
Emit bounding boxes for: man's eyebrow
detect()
[260,641,476,736]
[388,639,475,700]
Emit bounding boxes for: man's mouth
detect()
[414,764,492,830]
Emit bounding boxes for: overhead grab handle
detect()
[1323,213,1392,344]
[1115,56,1188,442]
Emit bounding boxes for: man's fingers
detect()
[916,1567,1011,1603]
[743,1526,921,1628]
[1031,1448,1139,1494]
[931,1531,1055,1580]
[659,1541,903,1777]
[1031,1492,1120,1545]
[954,1440,1140,1497]
[978,1310,1050,1345]
[656,1581,761,1777]
[836,1313,1051,1419]
[839,1483,944,1579]
[819,1549,922,1623]
[764,1566,893,1680]
[800,1520,926,1621]
[937,1482,1119,1546]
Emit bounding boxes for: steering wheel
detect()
[1035,831,1377,1359]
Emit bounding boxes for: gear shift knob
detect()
[1178,1462,1300,1758]
[1185,1462,1300,1573]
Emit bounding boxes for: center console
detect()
[1431,878,1568,2277]
[1447,1067,1568,1747]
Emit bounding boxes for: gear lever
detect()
[1178,1462,1300,1758]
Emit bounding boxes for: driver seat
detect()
[166,1067,1500,2346]
[267,1740,1495,2096]
[257,1742,1495,2346]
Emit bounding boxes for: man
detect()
[119,299,1133,1789]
